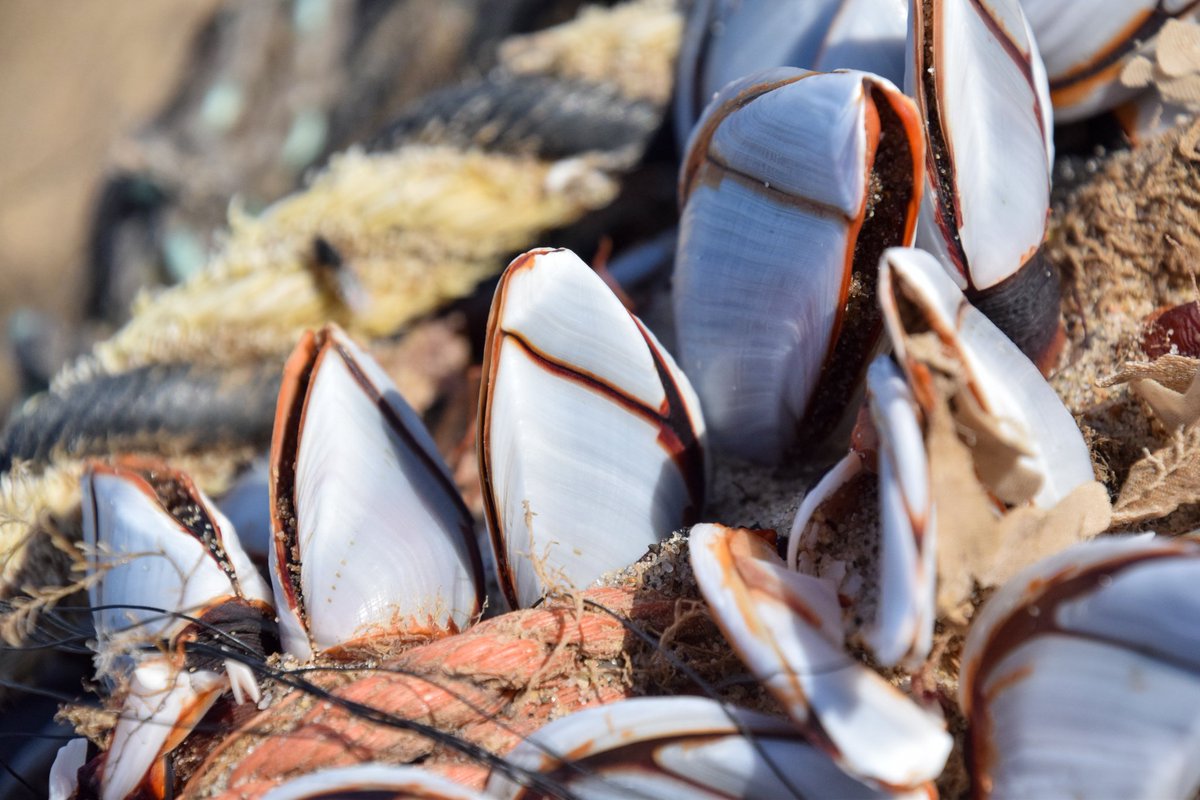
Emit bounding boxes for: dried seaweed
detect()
[1114,424,1200,526]
[928,388,1111,625]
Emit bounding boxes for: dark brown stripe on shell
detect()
[270,331,319,644]
[499,330,703,509]
[633,319,706,519]
[680,72,815,201]
[698,154,855,222]
[477,249,704,609]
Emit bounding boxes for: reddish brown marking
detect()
[849,404,880,471]
[1051,61,1126,111]
[705,527,840,759]
[589,235,636,312]
[131,674,223,800]
[1142,300,1200,358]
[1035,323,1067,375]
[270,329,321,638]
[826,93,882,371]
[476,250,557,611]
[982,663,1034,704]
[886,90,928,248]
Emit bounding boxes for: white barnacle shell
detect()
[1020,0,1200,123]
[787,356,936,670]
[675,0,909,143]
[98,657,225,800]
[674,67,925,462]
[878,247,1093,507]
[689,523,952,791]
[864,356,936,668]
[488,696,919,799]
[961,533,1200,798]
[268,324,484,661]
[82,457,273,667]
[477,247,706,610]
[82,458,274,798]
[906,0,1062,365]
[259,765,486,800]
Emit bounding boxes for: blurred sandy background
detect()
[0,1,221,414]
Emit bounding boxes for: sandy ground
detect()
[0,0,219,414]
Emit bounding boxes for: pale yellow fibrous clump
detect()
[79,146,617,380]
[500,0,682,106]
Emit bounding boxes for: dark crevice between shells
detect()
[969,252,1064,373]
[919,0,969,280]
[181,598,279,675]
[128,464,243,594]
[803,87,917,443]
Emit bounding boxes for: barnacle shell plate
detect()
[962,534,1200,798]
[489,696,920,799]
[689,523,951,789]
[269,326,484,660]
[478,248,706,609]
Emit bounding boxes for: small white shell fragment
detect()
[269,325,483,661]
[689,523,952,790]
[100,658,224,800]
[962,534,1200,799]
[478,248,706,609]
[259,764,486,800]
[488,695,913,799]
[878,247,1093,508]
[48,738,88,800]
